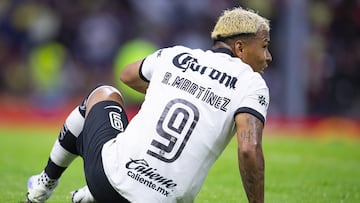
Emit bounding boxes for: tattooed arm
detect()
[235,113,265,203]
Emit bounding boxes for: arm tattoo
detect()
[237,114,265,203]
[240,129,253,143]
[240,115,263,143]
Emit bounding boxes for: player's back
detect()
[102,46,269,202]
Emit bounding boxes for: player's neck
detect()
[211,42,234,56]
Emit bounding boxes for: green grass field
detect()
[0,126,359,203]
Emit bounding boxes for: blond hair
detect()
[211,7,270,40]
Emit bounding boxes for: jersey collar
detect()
[212,48,234,57]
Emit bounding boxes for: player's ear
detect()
[234,39,245,58]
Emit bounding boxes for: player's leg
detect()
[25,85,101,203]
[73,85,130,202]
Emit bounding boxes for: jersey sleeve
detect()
[234,74,270,124]
[139,48,166,82]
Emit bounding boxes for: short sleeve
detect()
[234,74,270,124]
[139,49,164,82]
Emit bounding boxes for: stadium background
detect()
[0,0,359,202]
[0,0,359,135]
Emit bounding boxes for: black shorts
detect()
[76,101,130,203]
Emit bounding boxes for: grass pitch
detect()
[0,126,359,203]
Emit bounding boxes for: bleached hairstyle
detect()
[211,7,270,41]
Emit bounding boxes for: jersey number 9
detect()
[147,99,199,162]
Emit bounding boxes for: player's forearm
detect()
[238,146,264,203]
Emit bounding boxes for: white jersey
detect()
[102,46,269,202]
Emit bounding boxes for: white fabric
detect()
[71,185,96,203]
[50,140,77,167]
[102,46,269,202]
[50,106,84,167]
[66,107,85,137]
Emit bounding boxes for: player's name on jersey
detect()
[161,72,231,112]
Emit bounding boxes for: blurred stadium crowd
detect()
[0,0,359,120]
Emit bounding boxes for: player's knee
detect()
[85,85,124,117]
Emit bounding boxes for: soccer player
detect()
[26,7,272,203]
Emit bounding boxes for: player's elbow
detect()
[119,59,144,85]
[238,142,262,159]
[119,66,132,85]
[120,64,149,94]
